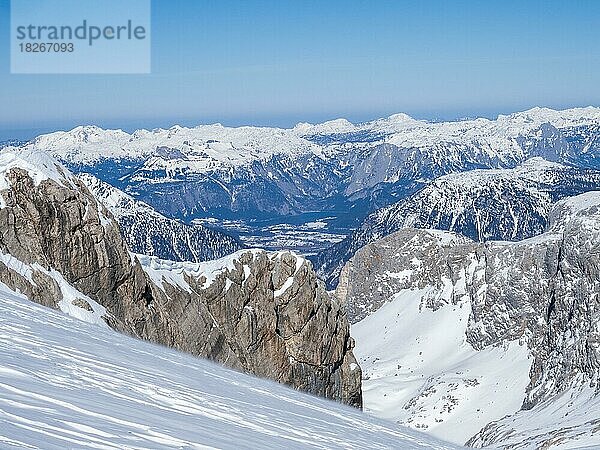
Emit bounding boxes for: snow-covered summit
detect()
[0,148,75,195]
[294,113,423,136]
[12,122,323,166]
[294,106,600,141]
[367,112,424,133]
[293,118,357,135]
[499,106,600,128]
[25,126,133,163]
[380,106,600,151]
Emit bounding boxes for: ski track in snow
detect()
[0,285,459,450]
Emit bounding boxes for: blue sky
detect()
[1,0,599,140]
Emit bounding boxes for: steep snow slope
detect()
[0,285,458,450]
[79,173,244,262]
[352,289,531,445]
[469,386,600,449]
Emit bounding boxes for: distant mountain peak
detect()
[294,118,356,135]
[498,106,600,127]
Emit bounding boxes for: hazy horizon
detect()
[3,103,599,142]
[2,0,599,141]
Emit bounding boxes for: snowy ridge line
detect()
[296,106,600,137]
[137,249,307,295]
[0,148,76,193]
[10,122,324,166]
[136,250,260,292]
[8,106,599,226]
[79,173,245,263]
[136,249,308,294]
[7,106,600,168]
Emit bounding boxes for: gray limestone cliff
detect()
[0,150,361,408]
[336,191,600,445]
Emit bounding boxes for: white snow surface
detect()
[0,149,75,204]
[470,382,600,449]
[0,284,460,450]
[43,267,109,328]
[9,106,600,174]
[14,123,324,166]
[352,287,532,446]
[0,252,34,283]
[549,190,600,231]
[555,190,600,214]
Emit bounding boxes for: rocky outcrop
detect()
[337,191,600,444]
[0,150,361,407]
[137,250,362,407]
[336,230,475,323]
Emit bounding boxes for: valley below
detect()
[193,211,353,256]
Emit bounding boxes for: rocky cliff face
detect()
[337,191,600,446]
[0,150,361,408]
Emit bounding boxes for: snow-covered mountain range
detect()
[315,158,600,287]
[338,190,600,448]
[7,107,600,229]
